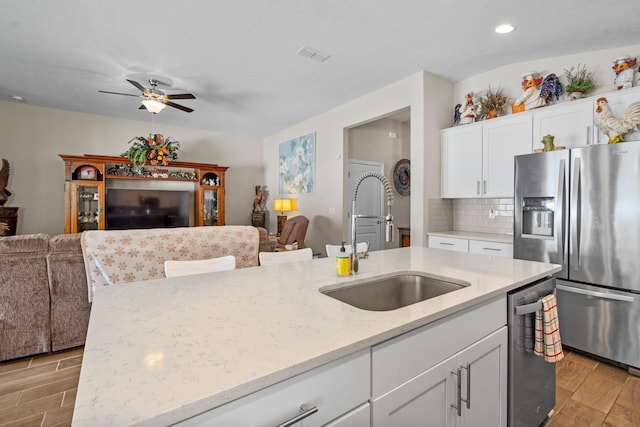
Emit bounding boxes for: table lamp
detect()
[274,198,297,235]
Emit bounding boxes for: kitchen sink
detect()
[321,272,469,311]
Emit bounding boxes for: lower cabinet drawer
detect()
[469,240,513,258]
[428,236,469,252]
[176,348,370,427]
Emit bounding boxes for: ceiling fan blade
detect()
[99,90,140,97]
[165,93,196,100]
[126,79,146,92]
[165,101,194,113]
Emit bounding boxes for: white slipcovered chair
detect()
[259,248,313,265]
[164,255,236,278]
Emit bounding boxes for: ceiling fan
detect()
[99,79,196,113]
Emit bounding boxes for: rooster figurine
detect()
[594,98,640,144]
[0,158,11,206]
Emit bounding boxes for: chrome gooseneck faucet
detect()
[350,171,394,274]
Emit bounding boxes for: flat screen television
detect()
[106,189,190,230]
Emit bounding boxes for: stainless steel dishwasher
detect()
[507,276,556,427]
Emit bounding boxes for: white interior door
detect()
[348,160,384,251]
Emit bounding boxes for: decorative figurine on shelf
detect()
[453,103,462,126]
[539,73,563,103]
[594,98,640,144]
[541,134,555,152]
[513,72,545,112]
[0,158,12,207]
[612,56,637,91]
[457,93,478,125]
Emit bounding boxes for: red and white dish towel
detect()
[534,294,564,362]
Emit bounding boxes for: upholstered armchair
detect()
[272,215,309,249]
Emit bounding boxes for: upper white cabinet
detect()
[442,115,532,198]
[532,99,594,149]
[482,115,533,197]
[441,124,483,198]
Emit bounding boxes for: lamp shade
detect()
[141,99,167,114]
[273,198,297,213]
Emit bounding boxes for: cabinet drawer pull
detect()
[275,404,318,427]
[476,181,480,195]
[483,180,487,194]
[482,247,501,251]
[439,242,455,246]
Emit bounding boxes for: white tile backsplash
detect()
[428,198,453,231]
[453,198,514,235]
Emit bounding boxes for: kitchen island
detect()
[72,247,560,426]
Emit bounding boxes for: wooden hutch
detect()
[59,154,228,233]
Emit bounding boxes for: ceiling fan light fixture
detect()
[494,24,515,34]
[141,99,167,114]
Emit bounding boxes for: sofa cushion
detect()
[0,233,49,253]
[49,233,83,252]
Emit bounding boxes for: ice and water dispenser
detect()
[521,197,554,238]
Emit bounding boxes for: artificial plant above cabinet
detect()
[441,115,532,198]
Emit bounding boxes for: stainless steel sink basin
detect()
[321,272,468,311]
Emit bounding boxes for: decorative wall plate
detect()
[393,159,410,196]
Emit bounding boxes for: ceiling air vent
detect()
[296,46,331,63]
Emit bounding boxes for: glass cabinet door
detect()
[72,183,103,232]
[202,188,219,226]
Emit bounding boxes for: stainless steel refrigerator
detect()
[514,141,640,373]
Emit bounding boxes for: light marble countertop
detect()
[72,247,558,426]
[428,230,514,244]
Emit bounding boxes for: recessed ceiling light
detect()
[11,95,25,101]
[495,24,515,34]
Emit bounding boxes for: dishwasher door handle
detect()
[557,284,634,302]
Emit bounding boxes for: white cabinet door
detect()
[441,125,482,198]
[532,100,594,149]
[482,115,532,198]
[456,327,508,427]
[372,354,456,427]
[594,87,640,144]
[372,326,507,427]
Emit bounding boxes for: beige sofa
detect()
[0,226,274,362]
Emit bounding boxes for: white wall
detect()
[0,101,264,235]
[454,43,640,114]
[348,117,411,249]
[262,71,453,254]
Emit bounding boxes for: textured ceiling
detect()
[2,0,640,137]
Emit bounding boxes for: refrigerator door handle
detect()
[557,159,565,265]
[570,158,581,271]
[557,284,634,302]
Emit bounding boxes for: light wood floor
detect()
[1,347,639,426]
[547,350,640,427]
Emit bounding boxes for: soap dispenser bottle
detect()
[336,241,350,276]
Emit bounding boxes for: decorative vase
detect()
[569,90,584,100]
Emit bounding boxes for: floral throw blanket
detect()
[81,226,259,302]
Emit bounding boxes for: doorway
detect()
[346,109,411,250]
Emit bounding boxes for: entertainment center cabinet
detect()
[59,154,228,233]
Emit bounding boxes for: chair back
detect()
[164,255,236,278]
[326,242,369,258]
[278,216,309,248]
[259,248,313,265]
